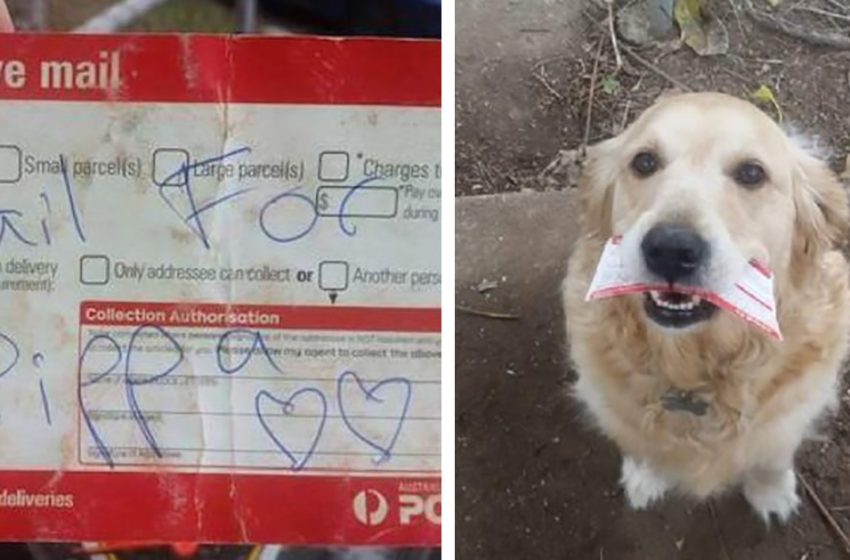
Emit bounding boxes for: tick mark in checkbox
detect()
[318,151,350,182]
[0,145,22,184]
[80,255,110,286]
[152,148,190,186]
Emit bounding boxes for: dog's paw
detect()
[620,456,670,509]
[743,468,800,524]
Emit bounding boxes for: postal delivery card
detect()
[0,34,440,545]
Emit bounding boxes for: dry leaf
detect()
[751,85,784,123]
[673,0,729,56]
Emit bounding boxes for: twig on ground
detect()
[719,66,756,85]
[727,0,746,35]
[620,44,694,92]
[743,0,850,49]
[582,38,605,157]
[826,0,850,13]
[533,69,566,102]
[456,305,520,320]
[794,5,850,23]
[605,0,623,71]
[707,501,733,560]
[824,0,850,13]
[799,473,850,556]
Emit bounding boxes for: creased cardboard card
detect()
[0,33,441,546]
[586,237,781,340]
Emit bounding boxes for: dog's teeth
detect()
[649,292,701,311]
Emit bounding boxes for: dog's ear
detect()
[579,138,621,240]
[792,149,849,261]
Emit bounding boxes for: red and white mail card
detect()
[586,237,781,340]
[0,34,440,545]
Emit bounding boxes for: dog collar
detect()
[661,388,709,416]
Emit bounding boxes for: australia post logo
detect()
[352,484,441,527]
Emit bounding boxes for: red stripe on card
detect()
[708,295,782,340]
[733,283,773,312]
[0,470,440,544]
[80,301,441,332]
[0,34,440,106]
[748,259,772,279]
[588,283,715,300]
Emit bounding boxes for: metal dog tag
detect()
[661,389,709,416]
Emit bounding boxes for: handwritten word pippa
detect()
[78,326,413,470]
[0,51,120,91]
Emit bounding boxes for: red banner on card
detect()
[0,34,440,105]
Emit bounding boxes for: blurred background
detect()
[6,0,441,37]
[0,1,440,559]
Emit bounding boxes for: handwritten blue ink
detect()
[255,387,327,471]
[0,331,19,378]
[337,175,382,237]
[34,351,48,424]
[39,192,51,246]
[157,146,251,249]
[124,324,183,458]
[160,146,251,188]
[39,379,51,426]
[336,370,412,464]
[78,334,122,467]
[0,210,36,247]
[258,186,319,244]
[183,187,255,224]
[216,329,283,374]
[59,155,86,243]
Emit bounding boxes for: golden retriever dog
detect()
[563,92,850,522]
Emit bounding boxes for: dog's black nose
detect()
[641,224,708,283]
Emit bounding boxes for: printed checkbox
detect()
[0,145,22,183]
[152,148,190,186]
[318,151,350,182]
[80,255,110,286]
[319,261,349,291]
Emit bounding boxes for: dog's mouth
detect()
[643,289,718,328]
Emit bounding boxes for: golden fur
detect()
[564,92,850,518]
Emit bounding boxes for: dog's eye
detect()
[631,151,660,177]
[734,162,767,188]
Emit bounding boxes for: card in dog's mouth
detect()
[585,237,782,340]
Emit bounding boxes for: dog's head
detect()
[580,92,848,332]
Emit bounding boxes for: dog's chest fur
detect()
[604,304,773,445]
[565,244,850,495]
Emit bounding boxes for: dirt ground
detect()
[456,0,850,196]
[456,0,850,558]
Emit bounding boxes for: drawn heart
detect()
[255,387,327,471]
[336,370,412,464]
